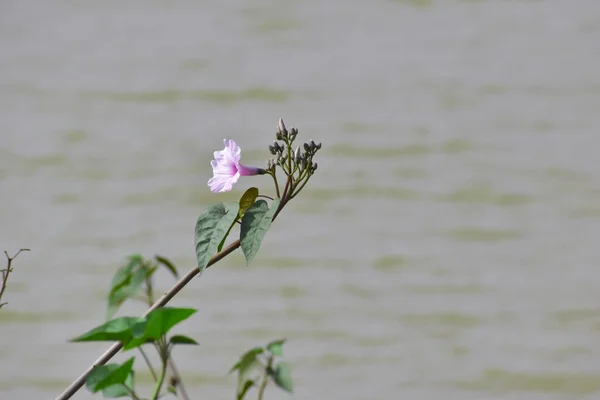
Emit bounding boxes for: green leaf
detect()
[102,377,134,399]
[195,202,239,271]
[240,198,280,265]
[71,317,144,343]
[85,357,135,395]
[217,203,241,252]
[237,379,254,400]
[154,255,178,278]
[266,339,286,356]
[271,362,293,393]
[232,347,264,394]
[229,361,241,374]
[107,256,148,319]
[237,347,264,374]
[239,187,259,216]
[169,334,199,346]
[123,307,196,350]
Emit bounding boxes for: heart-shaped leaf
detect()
[71,317,144,344]
[271,362,293,393]
[123,307,196,350]
[85,357,135,395]
[240,198,280,265]
[195,203,239,270]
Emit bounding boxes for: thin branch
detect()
[0,248,30,306]
[56,240,242,400]
[56,171,296,400]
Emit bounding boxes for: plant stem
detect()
[269,171,280,198]
[57,187,291,400]
[57,228,279,400]
[168,358,191,400]
[150,339,169,400]
[257,355,274,400]
[124,386,142,400]
[138,347,158,381]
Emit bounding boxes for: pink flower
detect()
[208,139,263,193]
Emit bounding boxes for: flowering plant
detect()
[58,119,321,400]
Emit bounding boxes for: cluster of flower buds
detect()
[274,118,298,142]
[266,118,321,175]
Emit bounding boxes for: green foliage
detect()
[217,202,241,252]
[230,346,263,397]
[237,380,254,400]
[71,308,196,351]
[123,307,196,350]
[66,119,321,399]
[85,358,135,397]
[71,317,144,344]
[107,254,179,319]
[154,255,178,278]
[271,362,293,393]
[240,198,280,265]
[169,334,199,346]
[218,188,261,252]
[195,202,239,270]
[230,339,293,399]
[107,255,148,319]
[266,339,285,356]
[239,187,259,216]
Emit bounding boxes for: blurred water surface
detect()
[2,0,600,399]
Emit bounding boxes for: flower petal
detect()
[224,139,241,163]
[208,171,240,193]
[207,139,259,193]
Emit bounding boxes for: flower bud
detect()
[316,142,322,150]
[312,162,318,171]
[289,127,298,140]
[294,146,302,163]
[310,140,316,150]
[303,143,310,152]
[278,118,287,135]
[268,145,276,155]
[276,130,283,140]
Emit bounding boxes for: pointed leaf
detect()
[123,307,196,350]
[169,334,199,346]
[101,371,134,399]
[154,255,178,278]
[238,347,264,374]
[271,362,293,393]
[217,203,241,252]
[237,379,254,400]
[239,187,259,216]
[240,198,280,265]
[71,317,145,343]
[233,346,264,392]
[85,357,135,394]
[229,361,241,374]
[107,256,147,319]
[266,339,286,356]
[195,203,239,271]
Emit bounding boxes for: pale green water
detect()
[2,0,600,399]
